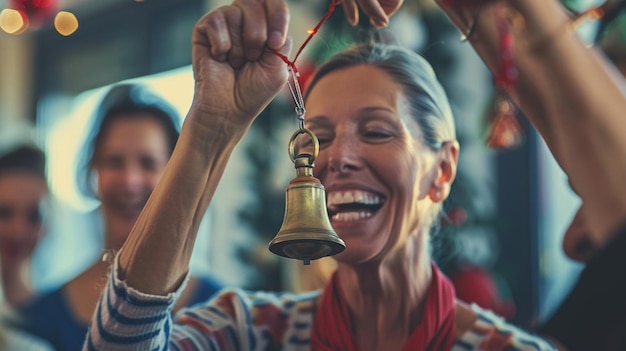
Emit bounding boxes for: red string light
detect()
[273,0,341,74]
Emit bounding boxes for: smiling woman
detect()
[0,139,47,308]
[83,0,559,347]
[16,83,223,351]
[0,123,54,351]
[80,84,180,251]
[303,49,457,266]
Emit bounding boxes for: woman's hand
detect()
[190,0,291,130]
[116,0,292,295]
[341,0,404,28]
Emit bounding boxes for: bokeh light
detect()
[54,10,78,36]
[0,9,28,34]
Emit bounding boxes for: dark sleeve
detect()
[187,275,224,307]
[538,221,626,351]
[16,288,88,351]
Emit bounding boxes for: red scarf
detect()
[311,263,456,351]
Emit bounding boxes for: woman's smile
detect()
[327,189,384,224]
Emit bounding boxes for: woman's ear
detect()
[428,141,459,203]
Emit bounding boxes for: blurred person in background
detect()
[431,1,626,349]
[17,83,223,351]
[0,125,48,309]
[0,121,54,350]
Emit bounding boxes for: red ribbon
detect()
[311,264,457,351]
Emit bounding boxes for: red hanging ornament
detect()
[485,1,524,150]
[8,0,57,26]
[485,94,523,149]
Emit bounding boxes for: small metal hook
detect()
[288,127,319,164]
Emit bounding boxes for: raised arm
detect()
[118,0,291,295]
[434,0,626,256]
[85,0,290,348]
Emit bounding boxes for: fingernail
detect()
[268,30,284,49]
[370,17,388,29]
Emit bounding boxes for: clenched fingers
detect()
[233,0,289,62]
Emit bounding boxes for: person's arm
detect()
[118,0,290,295]
[431,2,626,350]
[434,0,626,255]
[84,0,291,348]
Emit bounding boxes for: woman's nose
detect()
[121,165,145,191]
[326,137,361,173]
[7,214,37,237]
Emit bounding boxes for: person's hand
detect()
[190,0,292,131]
[341,0,404,28]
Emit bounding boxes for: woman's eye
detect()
[298,134,331,152]
[99,156,123,169]
[316,136,332,146]
[0,206,13,220]
[140,158,158,172]
[364,130,392,140]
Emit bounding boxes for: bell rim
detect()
[268,236,346,260]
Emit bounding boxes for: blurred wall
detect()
[0,33,33,124]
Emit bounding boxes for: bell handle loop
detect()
[288,128,319,164]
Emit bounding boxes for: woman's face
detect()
[94,114,170,246]
[305,65,439,263]
[0,172,47,268]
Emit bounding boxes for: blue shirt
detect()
[18,275,222,351]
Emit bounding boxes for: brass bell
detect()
[269,128,345,265]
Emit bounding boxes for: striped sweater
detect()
[84,261,556,351]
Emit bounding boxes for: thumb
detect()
[278,35,294,59]
[264,35,294,84]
